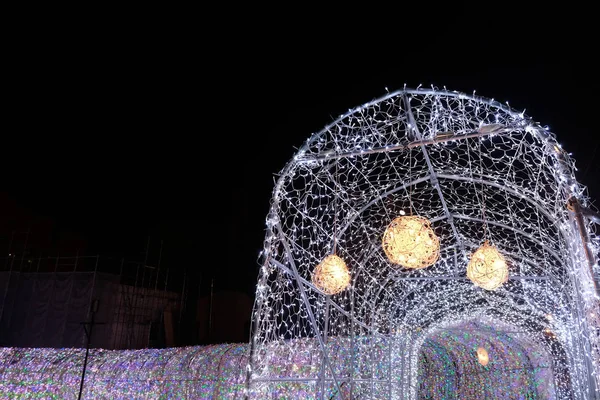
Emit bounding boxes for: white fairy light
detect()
[248,87,600,399]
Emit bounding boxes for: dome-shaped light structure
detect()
[477,347,489,366]
[382,215,440,269]
[467,241,509,290]
[312,254,351,295]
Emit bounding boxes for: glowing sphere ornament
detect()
[467,241,509,290]
[477,347,489,366]
[312,254,351,295]
[382,215,440,269]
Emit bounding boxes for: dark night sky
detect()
[3,22,599,299]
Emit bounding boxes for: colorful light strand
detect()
[0,345,248,399]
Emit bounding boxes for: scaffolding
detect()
[0,235,190,350]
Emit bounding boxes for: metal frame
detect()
[248,87,600,399]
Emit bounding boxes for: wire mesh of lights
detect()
[249,87,600,399]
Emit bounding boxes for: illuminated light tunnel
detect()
[1,88,598,400]
[248,88,600,399]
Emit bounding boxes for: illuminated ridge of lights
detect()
[0,345,248,398]
[0,325,556,399]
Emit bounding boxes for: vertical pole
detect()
[567,197,600,397]
[387,332,392,400]
[84,256,99,347]
[113,258,125,350]
[127,262,140,348]
[0,231,16,327]
[139,250,148,348]
[319,298,330,399]
[550,142,598,398]
[27,256,42,346]
[156,240,165,346]
[7,230,30,344]
[78,299,99,400]
[208,277,214,343]
[568,197,599,296]
[155,240,163,291]
[148,239,163,348]
[19,229,30,271]
[350,275,356,399]
[178,268,186,345]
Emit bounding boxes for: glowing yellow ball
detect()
[477,347,489,366]
[467,241,509,290]
[312,254,351,295]
[382,215,440,269]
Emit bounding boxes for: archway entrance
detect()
[416,318,561,399]
[248,88,599,399]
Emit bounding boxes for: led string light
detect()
[0,321,562,398]
[249,87,600,399]
[0,345,249,398]
[3,88,596,399]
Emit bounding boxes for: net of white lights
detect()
[248,87,600,399]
